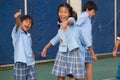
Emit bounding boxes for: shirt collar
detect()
[19,27,30,36]
[83,11,91,19]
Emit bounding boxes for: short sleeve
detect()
[11,25,17,39]
[75,13,87,27]
[50,32,60,46]
[117,33,120,40]
[68,17,75,23]
[11,25,22,39]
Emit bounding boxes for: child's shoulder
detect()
[78,12,88,19]
[81,12,88,16]
[68,17,75,20]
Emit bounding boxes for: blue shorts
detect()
[85,50,92,63]
[14,62,37,80]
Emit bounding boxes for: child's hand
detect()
[14,9,21,19]
[61,21,68,31]
[32,53,35,58]
[41,48,47,57]
[59,39,63,44]
[112,47,117,57]
[58,21,68,31]
[92,54,97,61]
[112,51,116,57]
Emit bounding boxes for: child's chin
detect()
[23,29,28,32]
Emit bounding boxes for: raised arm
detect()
[14,9,21,31]
[57,17,75,31]
[67,17,75,25]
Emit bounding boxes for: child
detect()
[75,1,97,80]
[112,33,120,79]
[112,33,120,56]
[11,10,36,80]
[41,3,85,80]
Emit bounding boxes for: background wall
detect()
[117,0,120,35]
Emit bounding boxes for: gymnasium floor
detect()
[0,57,120,80]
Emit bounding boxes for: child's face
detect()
[87,9,96,17]
[21,19,32,32]
[58,7,70,22]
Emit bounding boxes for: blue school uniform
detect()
[50,18,85,78]
[50,17,80,52]
[11,26,36,80]
[12,26,35,65]
[76,11,93,63]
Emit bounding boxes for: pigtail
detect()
[72,10,77,21]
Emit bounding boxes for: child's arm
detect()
[76,15,87,27]
[14,9,21,31]
[58,17,75,31]
[80,30,97,61]
[88,46,97,61]
[112,40,120,56]
[41,32,60,57]
[67,17,75,25]
[32,53,35,58]
[41,42,52,57]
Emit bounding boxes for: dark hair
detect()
[82,1,97,12]
[118,33,120,37]
[72,10,77,21]
[57,3,77,27]
[20,15,33,26]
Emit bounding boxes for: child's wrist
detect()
[44,48,47,51]
[113,47,117,52]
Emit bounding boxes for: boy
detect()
[75,1,97,80]
[11,10,36,80]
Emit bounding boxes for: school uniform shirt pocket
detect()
[58,43,67,52]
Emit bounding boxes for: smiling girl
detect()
[41,3,85,80]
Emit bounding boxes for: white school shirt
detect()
[11,26,35,66]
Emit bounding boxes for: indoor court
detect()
[0,0,120,80]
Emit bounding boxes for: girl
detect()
[41,3,85,80]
